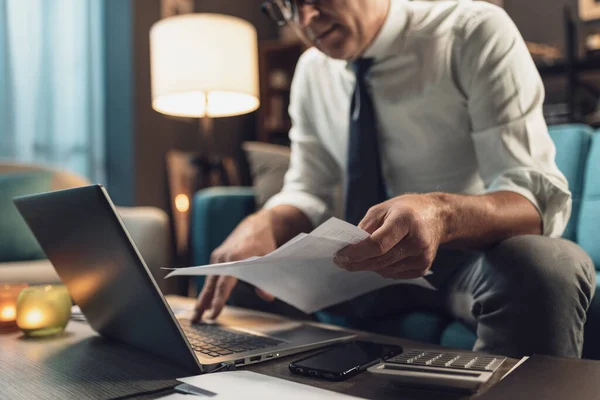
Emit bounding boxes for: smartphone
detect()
[289,341,403,381]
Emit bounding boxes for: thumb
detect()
[255,288,275,302]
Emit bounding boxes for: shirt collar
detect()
[345,0,409,71]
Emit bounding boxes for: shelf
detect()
[257,39,307,144]
[267,87,291,94]
[264,120,292,134]
[537,56,600,75]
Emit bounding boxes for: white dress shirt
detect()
[265,0,571,238]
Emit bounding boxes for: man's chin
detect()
[317,42,358,61]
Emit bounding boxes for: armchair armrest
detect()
[0,206,171,288]
[190,187,256,266]
[117,206,171,293]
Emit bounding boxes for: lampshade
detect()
[150,13,260,118]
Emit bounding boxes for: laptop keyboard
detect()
[386,349,506,372]
[179,320,284,358]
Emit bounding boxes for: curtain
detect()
[0,0,106,183]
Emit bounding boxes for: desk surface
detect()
[0,296,517,400]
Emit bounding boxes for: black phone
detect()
[289,341,403,381]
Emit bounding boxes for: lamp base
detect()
[190,155,239,187]
[21,325,68,338]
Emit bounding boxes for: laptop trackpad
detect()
[268,324,349,344]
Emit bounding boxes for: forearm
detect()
[256,204,313,247]
[435,191,542,250]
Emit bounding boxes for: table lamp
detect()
[150,13,260,257]
[150,13,259,140]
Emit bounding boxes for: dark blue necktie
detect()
[344,58,387,226]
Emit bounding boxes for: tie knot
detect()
[352,58,374,79]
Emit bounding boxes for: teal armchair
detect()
[190,124,600,359]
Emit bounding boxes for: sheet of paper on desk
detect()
[178,370,361,399]
[166,217,434,313]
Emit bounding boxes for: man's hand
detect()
[334,194,448,279]
[192,212,277,322]
[192,205,312,322]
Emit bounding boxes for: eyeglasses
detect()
[261,0,319,27]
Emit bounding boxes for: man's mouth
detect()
[315,24,340,41]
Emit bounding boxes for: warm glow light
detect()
[16,285,72,337]
[0,283,27,331]
[0,305,16,321]
[153,91,260,118]
[150,14,260,118]
[175,194,190,213]
[25,309,44,327]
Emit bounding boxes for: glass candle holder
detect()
[16,285,72,337]
[0,283,28,333]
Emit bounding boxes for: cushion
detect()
[440,321,477,350]
[548,124,593,242]
[191,187,257,265]
[0,259,60,284]
[242,142,291,208]
[369,312,450,344]
[578,133,600,267]
[0,172,52,262]
[191,187,256,292]
[242,141,345,218]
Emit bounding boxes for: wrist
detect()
[257,205,311,246]
[426,192,454,245]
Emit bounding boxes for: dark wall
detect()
[505,0,577,51]
[133,0,181,211]
[132,0,278,211]
[504,1,590,111]
[195,0,278,40]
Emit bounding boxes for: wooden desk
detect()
[0,296,517,400]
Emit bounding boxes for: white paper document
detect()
[166,217,434,313]
[177,371,361,399]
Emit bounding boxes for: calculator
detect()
[367,349,507,393]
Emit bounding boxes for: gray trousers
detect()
[228,236,596,358]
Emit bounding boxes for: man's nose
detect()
[297,4,319,27]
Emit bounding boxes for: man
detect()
[194,0,596,358]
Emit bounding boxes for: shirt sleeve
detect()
[456,6,571,237]
[263,50,341,228]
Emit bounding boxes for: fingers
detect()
[192,276,238,322]
[255,288,275,302]
[358,206,386,234]
[210,247,227,264]
[195,248,236,321]
[337,247,434,280]
[375,255,432,280]
[192,275,218,323]
[334,236,387,265]
[338,237,421,272]
[207,276,238,319]
[370,213,412,251]
[336,216,411,265]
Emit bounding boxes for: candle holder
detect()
[0,283,28,333]
[16,285,72,337]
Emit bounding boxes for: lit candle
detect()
[16,285,72,337]
[0,283,28,333]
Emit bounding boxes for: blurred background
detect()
[2,0,600,290]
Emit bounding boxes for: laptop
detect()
[14,185,354,374]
